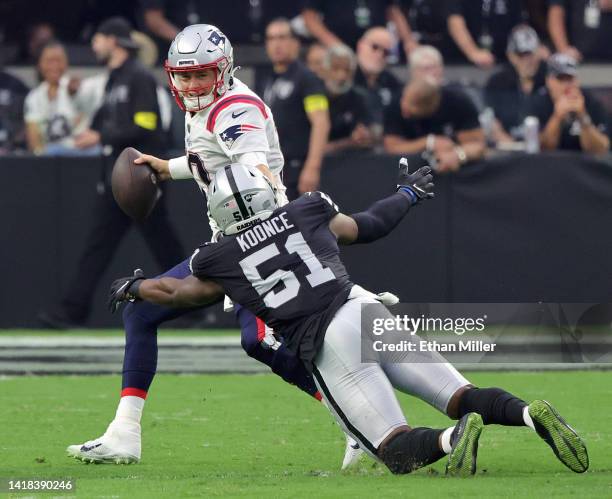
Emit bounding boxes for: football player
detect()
[103,160,588,476]
[66,24,369,466]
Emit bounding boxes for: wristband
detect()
[127,278,143,299]
[168,156,192,179]
[398,186,418,205]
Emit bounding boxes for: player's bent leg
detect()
[365,302,471,414]
[312,296,477,475]
[450,387,588,472]
[67,258,200,464]
[122,258,195,392]
[237,304,364,468]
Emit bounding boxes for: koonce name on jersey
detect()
[236,212,294,252]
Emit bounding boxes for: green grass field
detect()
[1,371,611,498]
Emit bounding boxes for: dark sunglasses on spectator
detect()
[515,50,535,57]
[370,43,391,57]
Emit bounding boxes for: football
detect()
[111,147,161,222]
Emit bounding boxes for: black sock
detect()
[379,428,445,474]
[459,387,527,426]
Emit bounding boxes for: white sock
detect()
[115,396,145,424]
[440,426,455,454]
[523,405,535,431]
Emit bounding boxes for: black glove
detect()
[108,269,145,313]
[396,157,434,205]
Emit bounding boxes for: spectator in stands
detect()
[26,23,56,65]
[0,64,28,154]
[409,44,444,86]
[38,17,184,329]
[400,0,455,60]
[548,0,612,62]
[24,41,100,156]
[484,25,547,145]
[142,0,301,52]
[522,0,550,42]
[384,78,486,172]
[354,27,402,127]
[527,53,610,154]
[302,0,418,55]
[306,42,328,79]
[446,0,525,67]
[322,45,374,153]
[260,18,330,200]
[408,44,479,109]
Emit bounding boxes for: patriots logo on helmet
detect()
[207,31,226,51]
[220,124,261,148]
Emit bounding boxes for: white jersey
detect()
[168,78,285,196]
[24,75,89,148]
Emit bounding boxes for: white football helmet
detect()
[209,164,278,235]
[165,24,234,112]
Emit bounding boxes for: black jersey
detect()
[190,192,354,369]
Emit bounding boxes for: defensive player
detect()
[103,161,588,476]
[66,23,365,466]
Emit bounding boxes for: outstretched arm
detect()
[138,276,224,308]
[108,270,224,312]
[329,158,434,244]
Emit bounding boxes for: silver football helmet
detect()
[165,24,234,112]
[209,164,278,235]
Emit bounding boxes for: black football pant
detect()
[60,183,184,322]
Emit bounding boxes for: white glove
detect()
[349,284,399,305]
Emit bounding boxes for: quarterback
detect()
[106,161,589,476]
[67,24,365,466]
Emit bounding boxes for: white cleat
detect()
[66,420,141,464]
[341,435,364,470]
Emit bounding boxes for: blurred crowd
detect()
[0,0,610,164]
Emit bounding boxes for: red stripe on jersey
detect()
[121,387,148,399]
[256,317,267,342]
[206,95,269,132]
